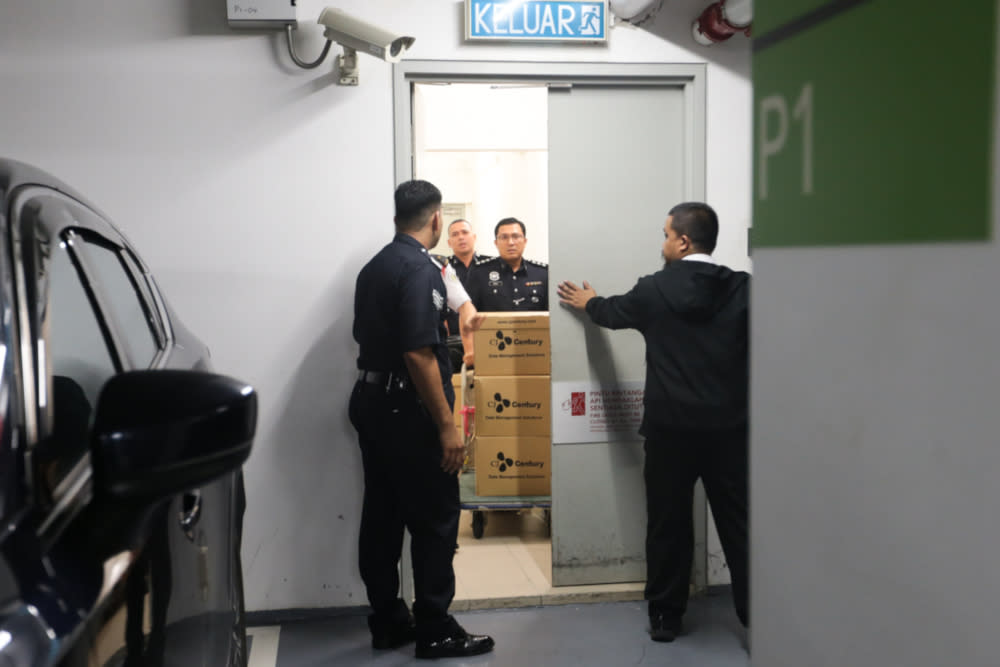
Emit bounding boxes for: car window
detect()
[35,240,118,495]
[77,237,160,368]
[121,248,165,341]
[0,239,21,522]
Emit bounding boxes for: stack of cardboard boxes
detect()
[472,313,551,496]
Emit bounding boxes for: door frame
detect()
[392,60,709,592]
[393,60,705,200]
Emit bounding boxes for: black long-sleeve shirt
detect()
[585,259,749,433]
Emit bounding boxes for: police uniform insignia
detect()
[489,271,500,282]
[432,288,444,311]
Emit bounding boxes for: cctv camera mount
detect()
[337,48,359,86]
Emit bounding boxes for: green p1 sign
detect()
[752,0,997,247]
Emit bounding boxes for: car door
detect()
[68,228,245,666]
[8,187,222,667]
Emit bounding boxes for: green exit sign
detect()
[752,0,996,247]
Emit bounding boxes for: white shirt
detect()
[683,253,716,264]
[428,253,472,311]
[442,263,471,310]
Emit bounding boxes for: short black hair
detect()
[668,202,718,254]
[494,217,526,238]
[394,180,442,232]
[449,218,470,231]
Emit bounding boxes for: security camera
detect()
[317,8,414,64]
[282,7,415,84]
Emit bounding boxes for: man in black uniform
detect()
[465,217,548,312]
[448,218,493,285]
[557,202,749,643]
[445,218,493,284]
[349,180,494,660]
[439,218,493,338]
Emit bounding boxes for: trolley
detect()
[456,363,551,539]
[459,474,550,539]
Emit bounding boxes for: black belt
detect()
[358,369,410,391]
[358,370,389,384]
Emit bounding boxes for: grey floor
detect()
[253,592,749,666]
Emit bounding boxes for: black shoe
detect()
[415,619,494,659]
[369,615,416,650]
[650,614,682,643]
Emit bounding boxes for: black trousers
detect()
[643,425,748,627]
[348,380,460,638]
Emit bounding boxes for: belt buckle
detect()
[358,370,390,389]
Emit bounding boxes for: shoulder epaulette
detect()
[525,258,548,268]
[474,256,497,267]
[427,253,446,271]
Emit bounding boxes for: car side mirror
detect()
[90,370,256,500]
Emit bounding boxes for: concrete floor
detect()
[247,592,749,667]
[247,506,745,666]
[452,508,646,609]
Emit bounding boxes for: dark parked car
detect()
[0,159,256,666]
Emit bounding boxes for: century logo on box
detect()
[489,330,544,351]
[491,450,545,473]
[488,392,542,413]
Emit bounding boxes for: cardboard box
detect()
[474,436,551,496]
[474,375,551,437]
[473,312,550,376]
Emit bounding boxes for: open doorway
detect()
[414,82,550,262]
[395,60,708,607]
[413,81,555,603]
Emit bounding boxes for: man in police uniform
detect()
[349,180,494,659]
[465,217,549,312]
[557,202,749,644]
[445,218,493,284]
[428,255,483,369]
[438,219,493,338]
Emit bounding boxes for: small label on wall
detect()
[552,380,644,444]
[442,202,471,223]
[227,0,297,28]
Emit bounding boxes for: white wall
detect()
[0,0,751,611]
[422,149,550,261]
[414,82,550,261]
